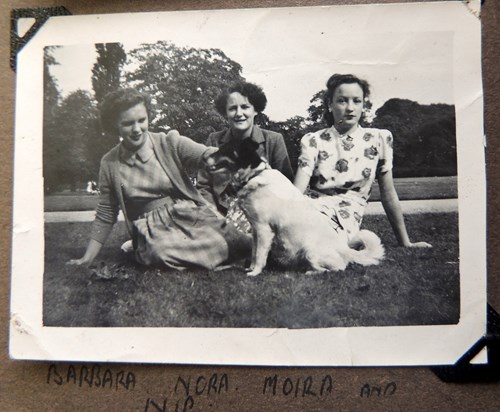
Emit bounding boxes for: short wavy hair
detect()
[99,88,153,136]
[215,81,267,116]
[322,74,371,127]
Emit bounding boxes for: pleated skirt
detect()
[133,198,251,270]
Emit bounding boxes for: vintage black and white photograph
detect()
[10,1,486,365]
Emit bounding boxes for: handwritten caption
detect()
[47,364,136,391]
[144,374,397,411]
[46,365,397,410]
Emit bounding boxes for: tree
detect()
[306,90,326,125]
[91,43,127,104]
[43,46,60,119]
[43,90,100,191]
[43,46,62,193]
[267,116,317,171]
[371,99,456,177]
[125,41,245,143]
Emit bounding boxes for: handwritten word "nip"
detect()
[47,364,136,391]
[263,375,333,398]
[144,397,194,412]
[144,374,230,412]
[360,382,397,398]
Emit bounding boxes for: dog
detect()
[204,139,384,276]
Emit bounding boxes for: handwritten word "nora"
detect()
[47,364,136,391]
[263,375,333,398]
[175,374,229,397]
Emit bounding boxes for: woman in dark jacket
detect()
[197,81,293,232]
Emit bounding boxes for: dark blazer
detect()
[197,126,294,212]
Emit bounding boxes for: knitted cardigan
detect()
[90,130,213,244]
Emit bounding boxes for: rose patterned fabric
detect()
[298,126,393,239]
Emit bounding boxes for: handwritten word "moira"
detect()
[263,375,333,398]
[47,364,136,391]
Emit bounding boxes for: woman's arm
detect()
[378,170,431,248]
[170,130,215,171]
[294,168,311,194]
[197,166,218,207]
[293,132,318,193]
[67,156,118,266]
[270,133,294,181]
[196,133,219,207]
[67,238,103,267]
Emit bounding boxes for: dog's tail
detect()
[343,230,385,266]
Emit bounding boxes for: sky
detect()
[48,5,455,122]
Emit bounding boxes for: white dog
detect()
[205,140,384,276]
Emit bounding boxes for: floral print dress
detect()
[298,126,394,240]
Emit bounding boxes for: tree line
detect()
[43,42,456,193]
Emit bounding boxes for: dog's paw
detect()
[120,240,134,253]
[305,269,328,275]
[246,269,262,277]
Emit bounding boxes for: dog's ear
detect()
[240,139,260,153]
[216,140,239,157]
[238,139,263,168]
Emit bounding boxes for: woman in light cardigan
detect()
[68,88,250,270]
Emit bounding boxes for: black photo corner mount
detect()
[431,304,500,383]
[10,7,72,71]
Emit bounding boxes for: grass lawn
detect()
[43,213,459,328]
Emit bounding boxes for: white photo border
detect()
[10,1,486,366]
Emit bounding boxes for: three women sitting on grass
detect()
[68,75,429,271]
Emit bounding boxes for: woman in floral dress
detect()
[294,73,431,248]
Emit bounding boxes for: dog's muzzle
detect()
[205,155,235,174]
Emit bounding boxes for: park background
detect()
[42,34,459,328]
[43,40,457,196]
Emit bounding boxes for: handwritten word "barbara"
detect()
[263,375,333,398]
[47,364,136,391]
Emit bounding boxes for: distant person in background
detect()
[68,87,250,270]
[86,180,100,195]
[293,73,431,248]
[197,81,293,232]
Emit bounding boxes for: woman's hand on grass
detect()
[404,241,432,248]
[66,239,103,267]
[66,257,91,267]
